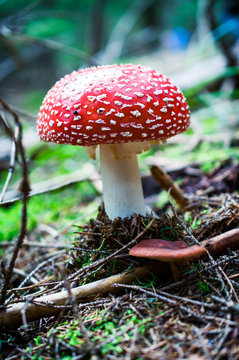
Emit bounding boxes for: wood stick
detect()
[1,228,238,329]
[201,228,239,254]
[0,163,101,205]
[0,263,168,329]
[150,165,189,208]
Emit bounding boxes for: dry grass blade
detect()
[0,118,19,203]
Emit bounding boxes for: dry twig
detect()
[0,263,166,328]
[150,165,189,209]
[0,98,30,305]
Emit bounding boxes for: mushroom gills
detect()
[86,139,163,160]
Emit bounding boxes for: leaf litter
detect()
[1,158,239,359]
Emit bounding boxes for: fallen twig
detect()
[169,198,232,300]
[48,219,155,294]
[150,165,189,209]
[6,253,63,305]
[0,163,101,205]
[0,98,30,305]
[113,283,239,326]
[201,228,239,254]
[1,227,238,328]
[0,263,167,329]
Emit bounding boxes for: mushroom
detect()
[129,228,239,280]
[37,64,190,219]
[129,238,206,281]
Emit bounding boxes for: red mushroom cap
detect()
[37,64,190,146]
[129,239,206,264]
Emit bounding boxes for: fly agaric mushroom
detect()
[37,64,190,219]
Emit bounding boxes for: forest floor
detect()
[1,153,239,360]
[1,1,239,357]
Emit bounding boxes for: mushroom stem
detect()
[169,262,181,282]
[99,144,146,219]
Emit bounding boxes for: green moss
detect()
[198,281,211,294]
[0,181,98,242]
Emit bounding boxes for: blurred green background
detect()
[0,0,238,244]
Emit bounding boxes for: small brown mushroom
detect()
[129,239,206,281]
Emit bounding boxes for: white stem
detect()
[99,144,146,220]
